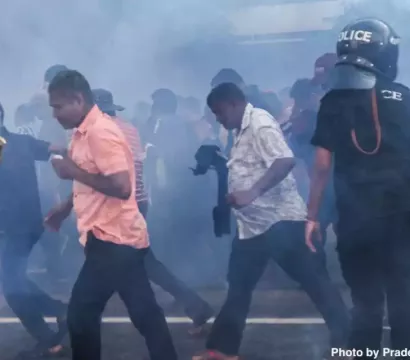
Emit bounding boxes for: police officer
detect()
[306,18,410,359]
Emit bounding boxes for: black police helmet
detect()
[336,18,400,80]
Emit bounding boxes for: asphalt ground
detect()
[0,233,395,359]
[0,287,394,360]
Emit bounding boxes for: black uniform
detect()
[311,18,410,358]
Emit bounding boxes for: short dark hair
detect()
[151,88,178,114]
[290,78,315,102]
[207,82,246,109]
[211,68,244,88]
[48,70,94,105]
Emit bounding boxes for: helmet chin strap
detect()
[330,64,382,156]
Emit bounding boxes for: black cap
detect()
[211,68,244,88]
[92,89,125,113]
[44,64,69,83]
[151,88,176,103]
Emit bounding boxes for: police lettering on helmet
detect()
[338,30,373,43]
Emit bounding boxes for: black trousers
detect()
[0,231,65,348]
[338,213,410,359]
[67,232,177,360]
[138,200,211,324]
[206,221,350,356]
[39,190,64,280]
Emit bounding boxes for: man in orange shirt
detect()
[45,70,177,360]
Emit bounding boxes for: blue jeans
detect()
[1,231,65,347]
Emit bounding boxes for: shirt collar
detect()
[235,103,253,137]
[76,105,101,135]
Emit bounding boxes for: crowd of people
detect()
[0,16,410,360]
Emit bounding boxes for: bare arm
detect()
[85,124,133,200]
[251,157,296,197]
[252,122,296,196]
[306,147,332,221]
[72,168,131,200]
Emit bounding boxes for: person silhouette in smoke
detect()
[288,78,337,270]
[92,88,214,335]
[307,18,410,358]
[22,64,72,283]
[143,89,210,280]
[0,101,68,359]
[14,103,38,138]
[311,53,338,93]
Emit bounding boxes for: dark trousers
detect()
[206,221,349,356]
[338,213,410,359]
[138,200,211,324]
[39,191,64,279]
[0,231,65,347]
[67,232,177,360]
[38,230,64,278]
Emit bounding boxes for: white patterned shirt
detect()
[227,103,307,239]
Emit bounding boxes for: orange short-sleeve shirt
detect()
[69,105,149,249]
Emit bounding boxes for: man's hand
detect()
[49,144,67,156]
[51,156,79,180]
[44,201,72,232]
[226,189,259,209]
[305,219,322,253]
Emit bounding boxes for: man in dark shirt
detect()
[307,19,410,358]
[0,103,67,358]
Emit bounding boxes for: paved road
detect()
[0,287,394,360]
[0,233,389,360]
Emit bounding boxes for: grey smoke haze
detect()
[0,0,228,122]
[1,0,410,121]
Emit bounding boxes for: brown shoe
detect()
[192,350,239,360]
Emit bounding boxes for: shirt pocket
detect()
[72,154,99,195]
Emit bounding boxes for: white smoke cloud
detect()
[0,0,227,122]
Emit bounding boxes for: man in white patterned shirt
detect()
[193,83,349,360]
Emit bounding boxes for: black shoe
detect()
[189,303,214,336]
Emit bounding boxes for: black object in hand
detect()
[193,144,231,237]
[213,204,231,237]
[192,144,225,175]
